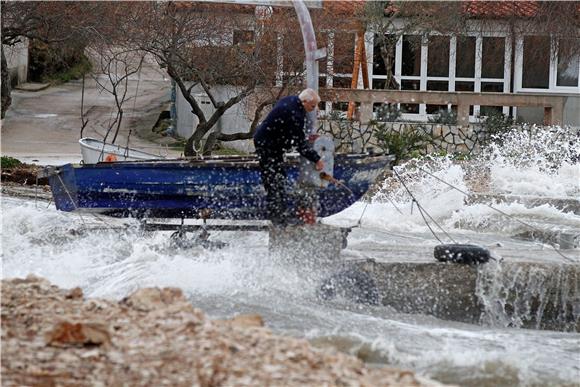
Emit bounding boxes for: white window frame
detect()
[396,34,424,120]
[477,33,512,117]
[514,35,580,94]
[370,31,512,122]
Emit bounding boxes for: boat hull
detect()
[45,154,393,219]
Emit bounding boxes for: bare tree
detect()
[2,1,357,153]
[104,2,355,156]
[89,46,145,145]
[101,2,289,156]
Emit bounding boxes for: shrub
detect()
[428,109,457,125]
[374,124,432,164]
[1,156,22,169]
[375,104,401,122]
[478,111,515,144]
[29,41,92,84]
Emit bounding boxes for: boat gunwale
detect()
[79,137,164,157]
[65,153,394,169]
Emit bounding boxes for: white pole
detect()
[292,0,318,134]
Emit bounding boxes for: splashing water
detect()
[328,126,580,239]
[2,126,579,387]
[481,125,580,197]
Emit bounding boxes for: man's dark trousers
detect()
[256,148,289,225]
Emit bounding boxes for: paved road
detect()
[1,61,182,165]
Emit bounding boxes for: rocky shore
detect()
[1,276,446,386]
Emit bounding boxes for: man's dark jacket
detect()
[253,96,320,163]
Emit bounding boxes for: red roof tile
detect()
[322,0,365,16]
[462,1,539,18]
[383,0,579,19]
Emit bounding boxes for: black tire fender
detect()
[434,244,491,265]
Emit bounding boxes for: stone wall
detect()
[319,119,508,156]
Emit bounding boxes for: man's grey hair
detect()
[298,88,320,103]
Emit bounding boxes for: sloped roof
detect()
[462,1,540,18]
[384,1,580,19]
[322,0,364,16]
[177,1,579,20]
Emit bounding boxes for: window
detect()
[456,36,475,78]
[455,81,474,92]
[282,31,304,74]
[482,37,505,79]
[557,39,579,87]
[402,35,421,76]
[428,36,450,77]
[369,33,513,120]
[522,36,550,88]
[332,32,355,75]
[372,79,386,89]
[373,34,396,76]
[317,32,329,77]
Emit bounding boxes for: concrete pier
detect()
[267,223,579,332]
[269,223,350,271]
[347,260,580,332]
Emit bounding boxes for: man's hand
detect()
[315,159,324,171]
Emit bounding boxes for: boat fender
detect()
[434,244,491,264]
[317,268,379,305]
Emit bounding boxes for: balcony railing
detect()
[318,88,570,126]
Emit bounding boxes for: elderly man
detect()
[253,88,324,226]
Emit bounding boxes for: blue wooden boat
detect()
[43,153,393,220]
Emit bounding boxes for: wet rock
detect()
[65,287,84,300]
[120,287,188,312]
[45,320,111,347]
[1,276,448,386]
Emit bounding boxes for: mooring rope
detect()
[415,165,576,262]
[356,201,369,227]
[392,168,457,244]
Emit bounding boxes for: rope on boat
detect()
[415,166,576,263]
[55,173,87,228]
[54,171,121,233]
